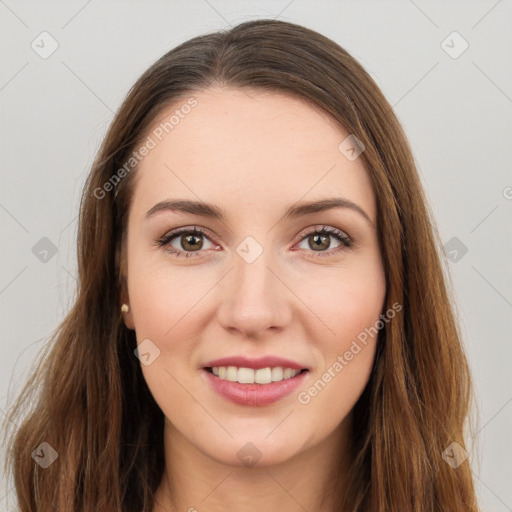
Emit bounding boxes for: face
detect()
[121,86,386,467]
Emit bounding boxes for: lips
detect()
[201,355,310,406]
[202,355,308,371]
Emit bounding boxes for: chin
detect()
[195,431,308,469]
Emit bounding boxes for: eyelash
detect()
[154,225,354,259]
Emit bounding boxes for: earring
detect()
[121,304,129,314]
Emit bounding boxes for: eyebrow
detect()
[145,197,374,226]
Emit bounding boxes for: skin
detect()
[121,86,386,511]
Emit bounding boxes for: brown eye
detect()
[295,226,353,257]
[307,233,331,251]
[180,233,204,251]
[156,227,216,258]
[155,225,353,259]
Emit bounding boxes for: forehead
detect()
[130,86,376,224]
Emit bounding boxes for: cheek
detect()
[129,262,206,424]
[295,257,385,399]
[295,283,384,434]
[301,255,386,349]
[296,343,376,444]
[127,248,210,341]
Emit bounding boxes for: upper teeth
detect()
[211,366,300,384]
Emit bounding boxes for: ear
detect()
[119,287,135,330]
[117,239,135,331]
[120,298,135,330]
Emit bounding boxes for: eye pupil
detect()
[310,234,329,251]
[183,234,203,251]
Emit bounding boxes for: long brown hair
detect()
[2,19,481,511]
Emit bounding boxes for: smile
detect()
[202,366,309,407]
[206,366,306,384]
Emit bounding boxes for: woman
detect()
[2,19,481,511]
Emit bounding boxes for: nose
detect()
[216,248,292,339]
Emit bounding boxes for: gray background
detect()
[1,1,511,510]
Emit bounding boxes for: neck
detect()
[152,414,353,512]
